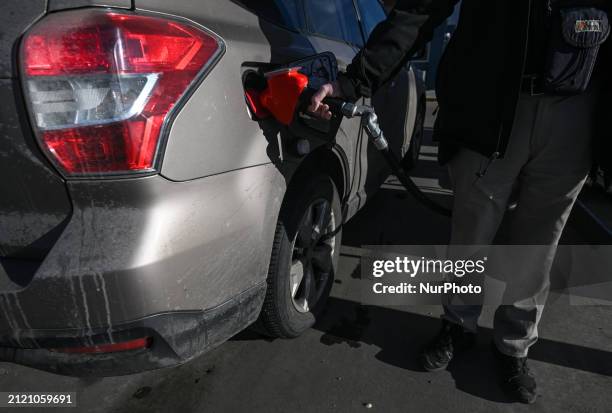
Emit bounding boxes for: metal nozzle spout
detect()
[340,102,373,119]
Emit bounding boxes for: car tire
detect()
[402,99,425,171]
[258,174,342,338]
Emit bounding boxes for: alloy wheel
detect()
[289,199,336,313]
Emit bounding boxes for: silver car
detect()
[0,0,425,376]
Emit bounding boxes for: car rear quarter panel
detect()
[137,0,357,190]
[134,1,278,181]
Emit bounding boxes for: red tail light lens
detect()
[51,337,152,354]
[21,9,223,177]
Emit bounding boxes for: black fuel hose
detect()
[321,97,453,218]
[379,144,452,217]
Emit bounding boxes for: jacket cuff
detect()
[336,72,362,102]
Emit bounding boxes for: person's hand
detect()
[308,81,342,120]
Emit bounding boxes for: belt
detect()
[521,75,546,96]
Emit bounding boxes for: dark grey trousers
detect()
[443,89,597,357]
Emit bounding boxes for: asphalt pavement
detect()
[1,103,611,412]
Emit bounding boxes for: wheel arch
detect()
[287,144,350,204]
[403,67,420,156]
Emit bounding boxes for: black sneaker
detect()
[420,320,475,372]
[492,343,538,404]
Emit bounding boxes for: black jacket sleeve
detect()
[337,0,460,101]
[594,32,612,174]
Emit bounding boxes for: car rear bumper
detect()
[0,282,265,376]
[0,165,285,375]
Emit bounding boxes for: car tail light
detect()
[51,337,152,354]
[20,9,224,177]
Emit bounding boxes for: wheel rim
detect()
[289,198,336,313]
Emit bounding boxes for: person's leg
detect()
[442,96,537,331]
[421,100,535,372]
[493,91,595,357]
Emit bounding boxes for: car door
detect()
[355,0,414,193]
[302,0,369,215]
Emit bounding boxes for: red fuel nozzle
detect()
[259,68,309,126]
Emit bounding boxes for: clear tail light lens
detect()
[21,9,223,177]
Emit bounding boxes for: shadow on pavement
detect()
[312,296,612,404]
